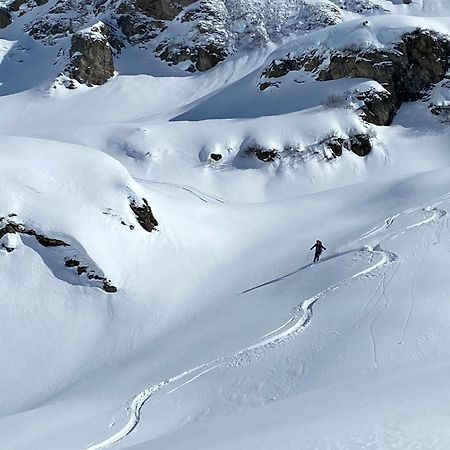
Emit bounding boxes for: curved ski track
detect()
[85,198,448,450]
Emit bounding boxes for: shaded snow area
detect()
[1,1,450,450]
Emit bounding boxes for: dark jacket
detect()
[310,243,326,253]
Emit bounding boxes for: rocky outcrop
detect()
[319,30,450,107]
[64,257,118,293]
[129,198,158,233]
[355,88,397,126]
[238,132,373,166]
[243,146,279,163]
[0,8,11,28]
[9,0,27,12]
[153,0,342,72]
[323,134,372,157]
[0,215,117,293]
[261,53,324,83]
[68,23,115,86]
[132,0,196,21]
[262,29,450,125]
[328,0,387,15]
[0,221,69,247]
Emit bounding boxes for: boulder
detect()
[68,23,115,86]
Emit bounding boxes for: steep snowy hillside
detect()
[1,0,450,449]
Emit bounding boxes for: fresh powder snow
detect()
[1,1,450,449]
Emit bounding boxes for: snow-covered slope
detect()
[1,1,450,449]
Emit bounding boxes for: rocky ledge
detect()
[261,28,450,125]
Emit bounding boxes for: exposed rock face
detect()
[261,53,324,83]
[328,0,387,14]
[2,0,393,80]
[0,8,12,28]
[355,89,397,126]
[9,0,27,12]
[68,23,115,86]
[129,198,159,233]
[133,0,196,21]
[262,29,450,125]
[319,30,450,107]
[153,0,342,72]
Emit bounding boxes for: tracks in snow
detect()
[85,198,448,450]
[133,177,226,204]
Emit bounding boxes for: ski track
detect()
[85,198,449,450]
[133,177,225,204]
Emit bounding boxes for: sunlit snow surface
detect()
[1,1,450,450]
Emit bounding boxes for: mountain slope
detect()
[1,1,450,449]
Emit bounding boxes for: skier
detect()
[310,240,326,263]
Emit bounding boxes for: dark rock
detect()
[430,105,450,122]
[326,138,344,157]
[103,280,118,293]
[155,41,227,72]
[323,134,372,158]
[195,44,227,71]
[0,221,69,247]
[319,29,450,107]
[356,89,397,126]
[9,0,27,12]
[77,265,88,275]
[245,147,278,162]
[34,233,69,247]
[348,134,372,157]
[65,258,80,267]
[130,198,158,233]
[2,244,15,253]
[259,81,280,91]
[0,7,11,28]
[210,153,222,161]
[117,13,163,42]
[262,29,450,124]
[68,23,115,86]
[262,53,324,80]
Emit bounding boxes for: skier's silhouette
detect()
[310,240,326,263]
